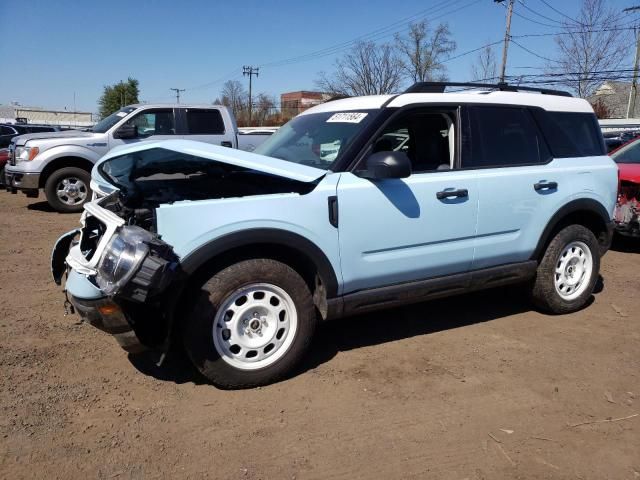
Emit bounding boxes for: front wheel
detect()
[183,259,317,389]
[530,224,601,314]
[44,167,91,213]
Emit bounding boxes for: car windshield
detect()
[91,107,136,133]
[611,138,640,164]
[253,110,376,168]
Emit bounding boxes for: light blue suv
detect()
[52,82,617,389]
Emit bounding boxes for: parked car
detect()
[603,130,640,153]
[52,82,617,389]
[0,123,58,148]
[5,104,271,212]
[610,137,640,237]
[0,148,9,186]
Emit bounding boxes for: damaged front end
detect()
[614,180,640,237]
[54,192,182,352]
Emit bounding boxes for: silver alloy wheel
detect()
[212,283,298,370]
[554,240,593,300]
[56,176,88,206]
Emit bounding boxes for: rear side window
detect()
[532,111,604,157]
[185,109,225,135]
[462,106,551,168]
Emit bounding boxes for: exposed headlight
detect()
[14,146,40,163]
[95,226,154,295]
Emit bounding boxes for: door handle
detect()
[221,141,233,148]
[534,181,558,191]
[436,188,468,200]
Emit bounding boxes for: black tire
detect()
[530,224,601,314]
[183,259,317,389]
[44,167,91,213]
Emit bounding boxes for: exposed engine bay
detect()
[615,180,640,237]
[97,147,316,216]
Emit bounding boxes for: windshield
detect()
[611,138,640,164]
[253,110,376,168]
[91,107,136,133]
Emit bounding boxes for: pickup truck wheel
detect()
[183,259,317,389]
[530,224,600,314]
[44,167,91,213]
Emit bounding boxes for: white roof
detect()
[301,90,593,115]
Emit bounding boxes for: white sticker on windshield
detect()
[326,112,368,123]
[116,112,128,117]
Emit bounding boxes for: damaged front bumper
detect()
[614,181,640,237]
[51,199,181,353]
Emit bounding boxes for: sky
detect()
[1,0,639,114]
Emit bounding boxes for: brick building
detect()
[280,91,331,117]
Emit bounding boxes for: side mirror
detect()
[113,124,138,139]
[362,151,411,179]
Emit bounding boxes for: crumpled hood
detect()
[94,139,328,184]
[13,130,96,145]
[618,163,640,184]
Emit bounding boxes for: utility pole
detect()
[170,87,185,104]
[243,66,259,125]
[625,6,640,118]
[495,0,514,83]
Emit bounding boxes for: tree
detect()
[548,0,631,98]
[98,78,140,119]
[591,97,613,118]
[219,80,247,118]
[316,41,404,96]
[470,44,498,82]
[253,93,276,126]
[395,21,456,82]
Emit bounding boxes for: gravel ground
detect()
[0,192,638,479]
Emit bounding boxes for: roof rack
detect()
[403,81,572,97]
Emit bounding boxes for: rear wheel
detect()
[530,224,600,314]
[183,259,317,389]
[44,167,91,213]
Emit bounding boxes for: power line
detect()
[517,0,566,26]
[536,0,581,25]
[510,39,559,63]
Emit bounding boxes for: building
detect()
[280,91,331,117]
[588,81,640,119]
[0,103,94,127]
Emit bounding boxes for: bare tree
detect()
[470,44,498,82]
[316,41,404,96]
[395,21,456,82]
[548,0,631,98]
[254,93,276,126]
[219,80,247,117]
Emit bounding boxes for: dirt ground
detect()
[0,192,639,480]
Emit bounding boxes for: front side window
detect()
[185,108,225,134]
[254,110,377,168]
[611,139,640,164]
[126,109,175,137]
[92,107,136,133]
[463,106,550,168]
[366,109,456,173]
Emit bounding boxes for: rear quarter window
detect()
[532,110,605,157]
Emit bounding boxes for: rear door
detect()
[178,107,235,147]
[463,105,561,269]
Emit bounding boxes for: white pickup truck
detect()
[5,104,273,212]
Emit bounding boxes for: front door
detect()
[336,107,479,294]
[109,108,179,148]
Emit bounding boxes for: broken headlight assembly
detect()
[94,225,179,302]
[95,226,154,296]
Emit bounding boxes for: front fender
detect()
[23,145,101,173]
